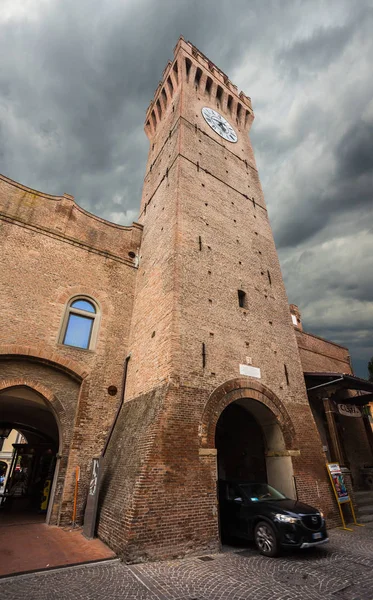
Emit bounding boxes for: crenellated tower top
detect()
[145,36,254,139]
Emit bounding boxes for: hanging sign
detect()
[327,463,349,503]
[337,404,361,418]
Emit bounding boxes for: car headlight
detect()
[318,510,324,520]
[275,514,298,524]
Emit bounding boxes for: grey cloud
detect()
[278,22,353,72]
[338,121,373,178]
[1,0,373,376]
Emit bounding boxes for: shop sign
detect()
[327,463,349,503]
[338,404,361,418]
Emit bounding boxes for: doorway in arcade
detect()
[215,398,296,540]
[0,386,59,522]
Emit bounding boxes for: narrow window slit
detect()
[284,364,289,385]
[238,289,246,308]
[173,61,178,83]
[156,99,162,118]
[195,67,202,87]
[151,110,157,129]
[237,103,242,122]
[202,342,206,368]
[167,76,174,96]
[185,58,192,79]
[205,77,213,95]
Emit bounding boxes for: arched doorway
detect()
[214,397,296,543]
[0,386,60,522]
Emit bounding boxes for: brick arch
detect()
[0,345,88,381]
[200,378,297,449]
[0,378,65,452]
[56,287,110,317]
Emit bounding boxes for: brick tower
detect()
[98,38,336,560]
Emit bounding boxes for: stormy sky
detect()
[1,0,372,377]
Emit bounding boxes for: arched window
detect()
[60,297,99,350]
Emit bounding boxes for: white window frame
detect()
[59,296,100,351]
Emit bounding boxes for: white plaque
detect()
[239,364,261,379]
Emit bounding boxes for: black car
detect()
[219,481,329,557]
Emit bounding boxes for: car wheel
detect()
[254,521,279,557]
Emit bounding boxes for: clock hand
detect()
[210,116,226,130]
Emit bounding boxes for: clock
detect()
[201,107,238,143]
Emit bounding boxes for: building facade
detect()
[1,38,372,560]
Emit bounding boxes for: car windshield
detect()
[239,483,287,502]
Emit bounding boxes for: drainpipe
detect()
[102,353,131,458]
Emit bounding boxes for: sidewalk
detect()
[0,517,115,577]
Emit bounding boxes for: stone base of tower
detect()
[97,383,221,562]
[97,380,340,562]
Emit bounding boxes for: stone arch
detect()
[200,377,297,450]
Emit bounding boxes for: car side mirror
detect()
[233,497,243,504]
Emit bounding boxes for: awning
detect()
[304,372,373,406]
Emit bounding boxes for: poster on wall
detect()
[83,457,101,539]
[327,463,349,503]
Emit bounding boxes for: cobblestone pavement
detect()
[2,525,373,600]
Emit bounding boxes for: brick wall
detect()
[295,323,372,489]
[1,37,350,558]
[296,329,351,373]
[0,174,142,524]
[98,38,338,559]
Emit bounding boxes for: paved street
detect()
[2,525,373,600]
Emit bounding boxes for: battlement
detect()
[145,36,254,137]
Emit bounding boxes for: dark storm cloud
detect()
[1,0,372,376]
[0,0,255,219]
[278,20,355,72]
[338,122,373,178]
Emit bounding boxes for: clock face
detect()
[201,107,238,143]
